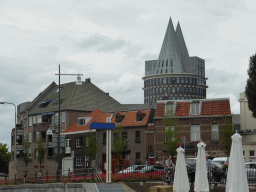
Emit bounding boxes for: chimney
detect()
[85,78,91,83]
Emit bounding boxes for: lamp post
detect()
[55,65,83,181]
[0,102,17,174]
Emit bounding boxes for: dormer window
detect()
[190,101,201,115]
[116,113,125,123]
[38,100,52,108]
[55,87,63,93]
[52,99,65,107]
[165,101,176,115]
[136,111,146,122]
[78,117,92,126]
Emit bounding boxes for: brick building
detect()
[154,98,231,160]
[9,78,128,179]
[62,108,155,174]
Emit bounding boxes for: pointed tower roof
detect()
[155,17,185,74]
[175,22,189,57]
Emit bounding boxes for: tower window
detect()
[162,60,164,67]
[171,60,173,67]
[166,69,168,73]
[166,60,168,67]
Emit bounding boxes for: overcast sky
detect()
[1,0,255,149]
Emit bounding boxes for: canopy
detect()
[194,141,209,192]
[226,133,249,192]
[173,147,190,192]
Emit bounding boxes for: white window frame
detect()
[191,125,200,141]
[33,116,37,124]
[190,102,201,115]
[61,112,65,122]
[29,133,32,142]
[76,137,82,147]
[250,150,255,158]
[29,117,32,126]
[165,101,176,115]
[55,113,59,125]
[36,132,40,140]
[76,156,82,166]
[37,116,42,124]
[66,139,70,147]
[211,124,219,141]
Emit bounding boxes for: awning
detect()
[42,112,54,116]
[39,100,52,104]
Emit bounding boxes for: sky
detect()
[0,0,256,149]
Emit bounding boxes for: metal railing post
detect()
[84,168,86,181]
[15,173,16,185]
[68,168,70,182]
[56,170,58,182]
[35,171,37,184]
[91,167,94,183]
[46,170,48,183]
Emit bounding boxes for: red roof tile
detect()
[201,100,231,116]
[63,109,111,133]
[111,110,151,127]
[175,102,190,116]
[155,103,165,117]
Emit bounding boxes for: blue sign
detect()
[89,122,115,130]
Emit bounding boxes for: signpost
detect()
[89,122,115,183]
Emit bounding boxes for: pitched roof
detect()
[63,109,111,133]
[29,80,128,115]
[111,110,151,127]
[155,98,231,118]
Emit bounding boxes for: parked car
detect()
[210,161,226,183]
[212,157,229,165]
[245,162,256,184]
[140,165,165,173]
[118,165,146,174]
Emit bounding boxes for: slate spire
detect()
[175,22,189,57]
[156,17,185,74]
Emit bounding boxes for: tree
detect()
[22,135,32,172]
[112,126,128,160]
[221,115,234,156]
[0,143,11,174]
[36,136,47,171]
[162,110,180,160]
[84,131,99,160]
[245,53,256,118]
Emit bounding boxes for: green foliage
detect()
[221,115,234,156]
[0,143,11,174]
[22,135,32,171]
[84,131,99,160]
[162,109,180,158]
[246,53,256,118]
[36,136,47,171]
[112,126,128,160]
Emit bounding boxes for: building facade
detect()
[143,18,208,104]
[9,78,128,179]
[154,98,231,160]
[239,92,256,162]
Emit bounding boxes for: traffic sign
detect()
[89,122,115,130]
[181,136,186,145]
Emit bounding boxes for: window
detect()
[163,78,166,85]
[162,60,164,67]
[116,114,125,123]
[29,133,32,142]
[33,116,36,124]
[35,149,38,159]
[177,87,180,94]
[76,137,82,147]
[168,78,171,84]
[28,149,32,158]
[165,126,175,143]
[78,118,85,126]
[181,78,184,84]
[38,100,51,108]
[48,135,52,142]
[171,59,173,67]
[166,60,168,67]
[181,87,184,94]
[165,102,175,115]
[29,117,32,126]
[177,78,180,84]
[171,68,173,73]
[37,116,42,124]
[250,150,255,157]
[167,87,171,94]
[48,148,53,158]
[156,78,158,86]
[159,78,162,85]
[135,131,140,142]
[36,132,40,140]
[243,150,245,157]
[136,152,140,160]
[66,139,70,147]
[172,87,175,94]
[52,99,65,107]
[161,69,162,74]
[172,78,175,84]
[165,69,168,73]
[211,124,219,141]
[41,131,46,141]
[191,125,200,141]
[55,87,63,92]
[61,112,65,122]
[185,78,188,84]
[190,102,200,115]
[160,88,162,95]
[54,113,59,125]
[76,156,82,166]
[122,132,128,140]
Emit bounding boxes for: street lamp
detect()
[55,65,83,181]
[0,102,17,174]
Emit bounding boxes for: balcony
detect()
[65,147,71,154]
